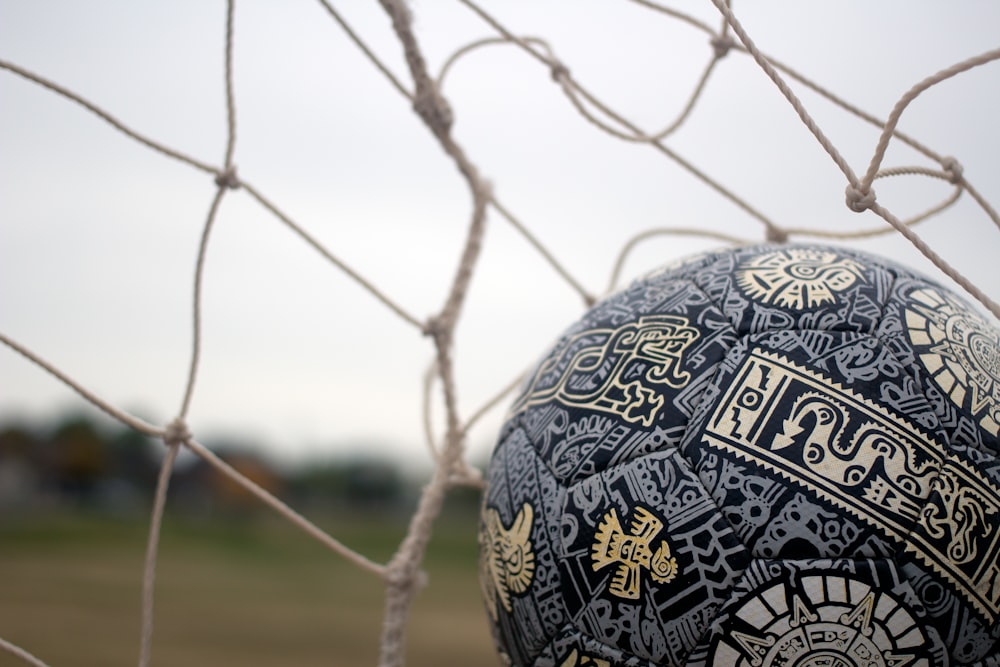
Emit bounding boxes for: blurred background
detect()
[1,1,999,665]
[0,410,488,666]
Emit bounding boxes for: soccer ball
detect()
[479,244,1000,667]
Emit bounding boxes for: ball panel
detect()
[689,446,891,560]
[682,332,944,561]
[481,426,569,664]
[560,450,750,664]
[508,278,738,487]
[514,404,686,491]
[899,560,999,663]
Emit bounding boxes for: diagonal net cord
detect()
[0,638,51,667]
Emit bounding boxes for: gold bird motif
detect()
[591,505,678,600]
[480,502,536,620]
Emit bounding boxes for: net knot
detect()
[710,35,734,59]
[214,166,240,190]
[845,184,876,213]
[941,156,964,185]
[384,559,429,592]
[549,61,570,82]
[765,226,789,243]
[422,315,449,340]
[163,417,191,448]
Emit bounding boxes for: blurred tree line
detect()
[0,412,482,518]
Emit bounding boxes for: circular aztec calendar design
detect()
[709,574,930,667]
[905,286,1000,437]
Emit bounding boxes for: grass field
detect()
[0,509,497,666]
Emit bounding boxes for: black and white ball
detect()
[479,244,1000,667]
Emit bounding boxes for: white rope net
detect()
[1,2,998,666]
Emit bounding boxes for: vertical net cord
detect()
[373,1,494,664]
[317,0,599,309]
[138,4,240,664]
[134,171,232,667]
[179,0,240,420]
[178,188,228,421]
[222,0,238,171]
[137,439,181,667]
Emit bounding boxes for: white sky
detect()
[1,1,998,466]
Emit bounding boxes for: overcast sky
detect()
[2,1,998,466]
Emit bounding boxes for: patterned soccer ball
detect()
[478,244,1000,667]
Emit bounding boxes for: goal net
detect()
[1,2,997,666]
